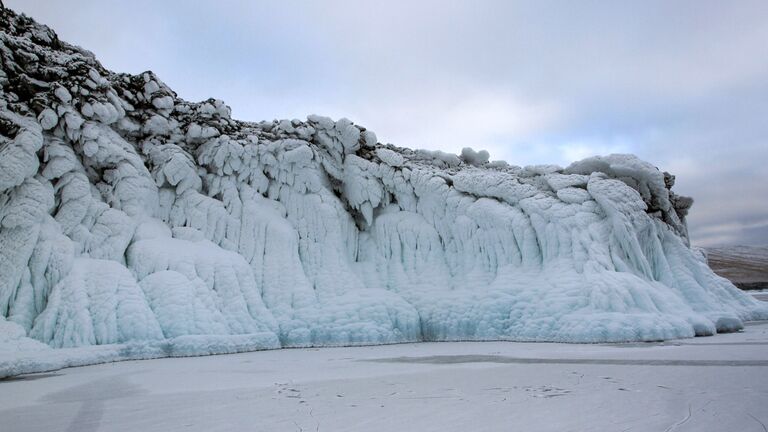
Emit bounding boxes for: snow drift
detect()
[0,6,766,375]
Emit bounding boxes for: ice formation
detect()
[0,6,766,375]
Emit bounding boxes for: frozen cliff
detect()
[0,6,766,374]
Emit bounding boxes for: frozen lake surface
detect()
[3,320,768,432]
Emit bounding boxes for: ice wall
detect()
[0,6,766,366]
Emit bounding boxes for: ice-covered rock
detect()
[460,147,490,166]
[0,5,766,374]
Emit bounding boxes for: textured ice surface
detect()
[0,6,766,375]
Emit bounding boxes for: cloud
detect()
[692,219,768,247]
[348,89,564,162]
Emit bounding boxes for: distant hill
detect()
[706,246,768,290]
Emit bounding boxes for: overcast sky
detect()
[8,0,768,246]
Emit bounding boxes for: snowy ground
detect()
[2,320,768,432]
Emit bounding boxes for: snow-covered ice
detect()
[1,5,767,371]
[2,321,768,432]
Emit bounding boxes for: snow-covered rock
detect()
[0,5,766,375]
